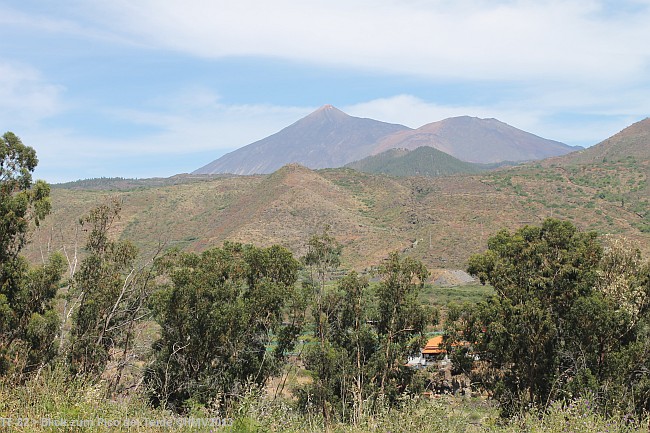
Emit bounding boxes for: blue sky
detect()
[1,0,649,182]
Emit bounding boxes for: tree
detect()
[375,253,433,399]
[462,219,650,416]
[569,237,650,414]
[1,132,51,261]
[299,272,373,424]
[301,227,343,425]
[444,302,476,376]
[67,199,153,392]
[299,253,436,423]
[302,226,342,344]
[338,272,373,423]
[0,132,64,382]
[145,243,303,412]
[465,219,602,414]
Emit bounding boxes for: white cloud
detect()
[344,94,643,146]
[345,95,540,129]
[3,1,649,181]
[77,0,650,84]
[102,90,313,154]
[0,62,65,128]
[0,4,146,48]
[21,98,314,182]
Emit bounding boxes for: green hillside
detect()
[344,146,488,177]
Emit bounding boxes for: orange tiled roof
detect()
[422,335,445,355]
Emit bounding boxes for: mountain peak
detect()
[193,107,574,175]
[306,104,348,122]
[193,106,409,175]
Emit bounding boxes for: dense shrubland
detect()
[2,133,650,431]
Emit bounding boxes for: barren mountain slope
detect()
[26,117,650,271]
[194,105,410,175]
[372,116,577,163]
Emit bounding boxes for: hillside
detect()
[194,105,410,175]
[372,116,579,163]
[26,171,648,273]
[344,146,488,177]
[192,164,414,266]
[537,117,650,233]
[55,174,231,191]
[548,117,650,166]
[22,118,647,271]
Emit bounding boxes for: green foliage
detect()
[465,219,603,413]
[299,272,374,423]
[2,369,646,433]
[345,146,486,178]
[302,226,342,290]
[299,227,345,424]
[0,132,51,261]
[1,367,236,433]
[0,255,64,381]
[300,253,436,423]
[145,242,303,412]
[420,284,494,307]
[0,132,63,382]
[68,199,145,383]
[585,238,650,415]
[375,253,432,395]
[460,219,650,417]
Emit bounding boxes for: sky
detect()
[1,0,649,183]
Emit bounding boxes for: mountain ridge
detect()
[546,117,650,166]
[194,107,577,175]
[194,105,410,175]
[345,146,489,177]
[31,118,649,271]
[371,116,579,163]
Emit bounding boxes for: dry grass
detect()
[23,161,650,274]
[3,371,645,433]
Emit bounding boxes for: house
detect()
[408,335,473,368]
[422,335,446,361]
[407,335,450,368]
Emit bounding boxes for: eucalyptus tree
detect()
[300,253,436,423]
[462,219,650,416]
[146,242,303,412]
[0,132,64,382]
[68,199,156,397]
